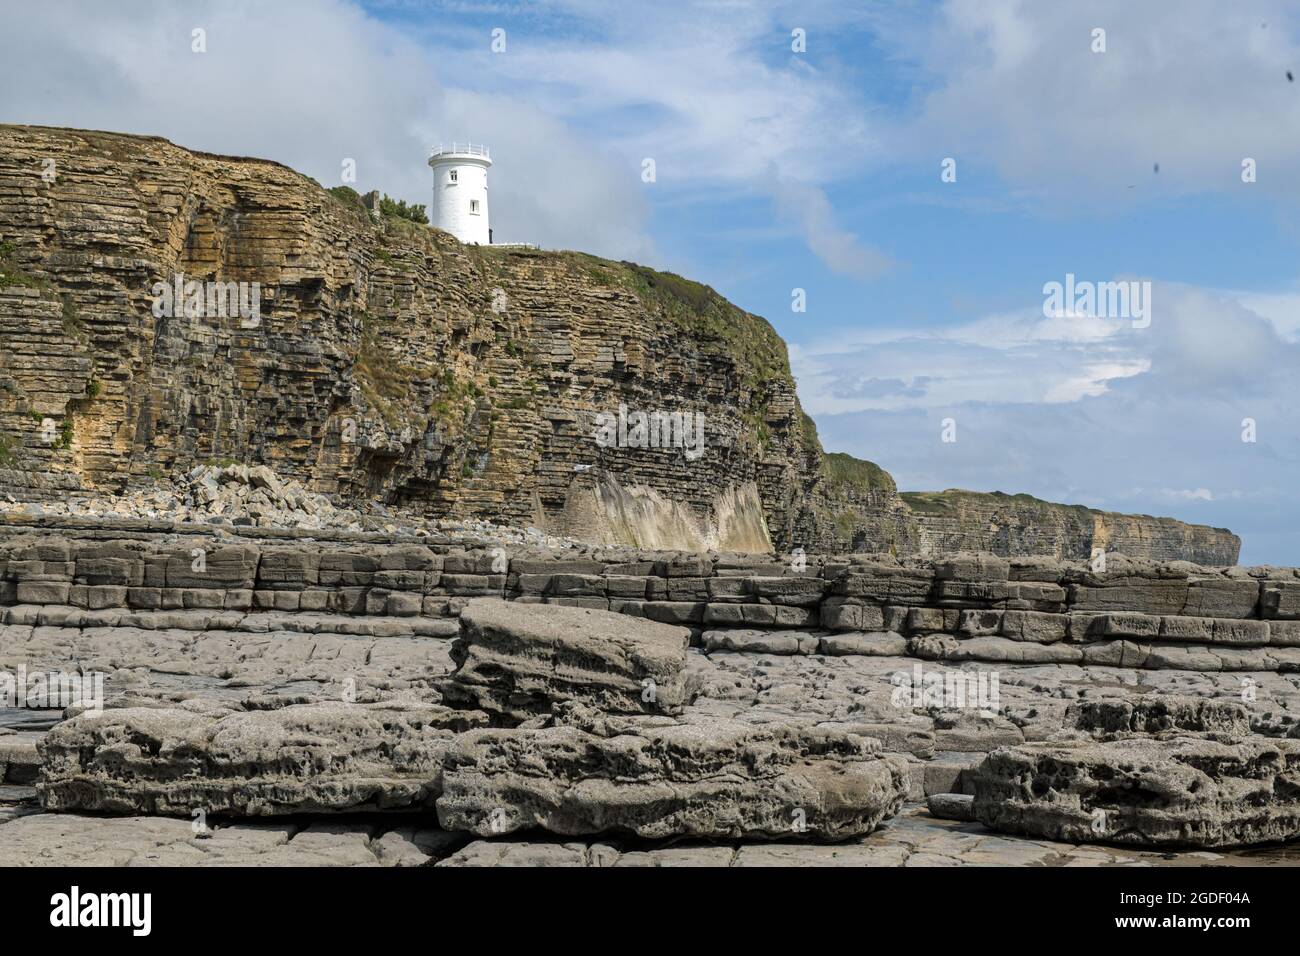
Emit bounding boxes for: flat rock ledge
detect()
[442,599,691,723]
[437,713,909,842]
[970,734,1300,848]
[38,701,488,816]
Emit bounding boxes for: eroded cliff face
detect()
[896,492,1239,566]
[0,125,1240,563]
[0,125,817,550]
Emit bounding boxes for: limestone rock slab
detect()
[443,599,690,722]
[437,713,909,841]
[971,735,1300,848]
[38,701,487,816]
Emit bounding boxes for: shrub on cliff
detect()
[378,195,428,225]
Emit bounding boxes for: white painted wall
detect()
[428,151,491,245]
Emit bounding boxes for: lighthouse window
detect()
[470,199,480,214]
[448,170,458,183]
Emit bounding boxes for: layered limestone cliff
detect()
[896,491,1239,566]
[0,125,1240,563]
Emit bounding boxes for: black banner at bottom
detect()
[0,864,1280,941]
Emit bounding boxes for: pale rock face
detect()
[561,474,773,553]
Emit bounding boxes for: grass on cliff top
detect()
[899,489,1092,515]
[327,185,368,213]
[801,412,896,493]
[613,260,791,390]
[822,452,896,494]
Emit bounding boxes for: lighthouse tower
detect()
[427,143,491,245]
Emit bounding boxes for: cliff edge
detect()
[0,125,1240,563]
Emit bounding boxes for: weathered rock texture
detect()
[896,490,1238,565]
[0,125,1237,562]
[970,735,1300,848]
[437,713,910,841]
[38,701,487,816]
[0,526,1288,675]
[443,599,690,723]
[8,519,1300,852]
[1066,695,1252,738]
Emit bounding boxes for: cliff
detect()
[0,125,1240,564]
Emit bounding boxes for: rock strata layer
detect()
[0,124,1238,562]
[38,701,488,816]
[437,713,910,841]
[970,735,1300,848]
[442,599,691,723]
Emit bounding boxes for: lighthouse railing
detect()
[429,143,491,159]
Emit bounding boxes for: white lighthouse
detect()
[427,143,491,245]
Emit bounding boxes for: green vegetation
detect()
[898,489,1091,515]
[0,432,17,467]
[560,252,616,286]
[617,262,790,392]
[0,240,43,291]
[832,508,860,538]
[354,325,420,428]
[378,194,428,225]
[325,187,428,227]
[373,247,412,271]
[60,295,89,342]
[799,412,822,458]
[822,452,896,494]
[327,185,366,211]
[53,417,73,450]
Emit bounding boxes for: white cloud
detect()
[1159,488,1215,502]
[1234,290,1300,341]
[802,277,1300,563]
[0,0,654,260]
[1041,361,1150,403]
[895,0,1300,201]
[427,0,893,275]
[794,277,1300,415]
[773,179,895,279]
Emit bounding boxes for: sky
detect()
[2,0,1298,563]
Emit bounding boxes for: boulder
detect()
[442,599,691,723]
[927,792,975,821]
[38,701,487,816]
[437,712,909,842]
[970,735,1300,848]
